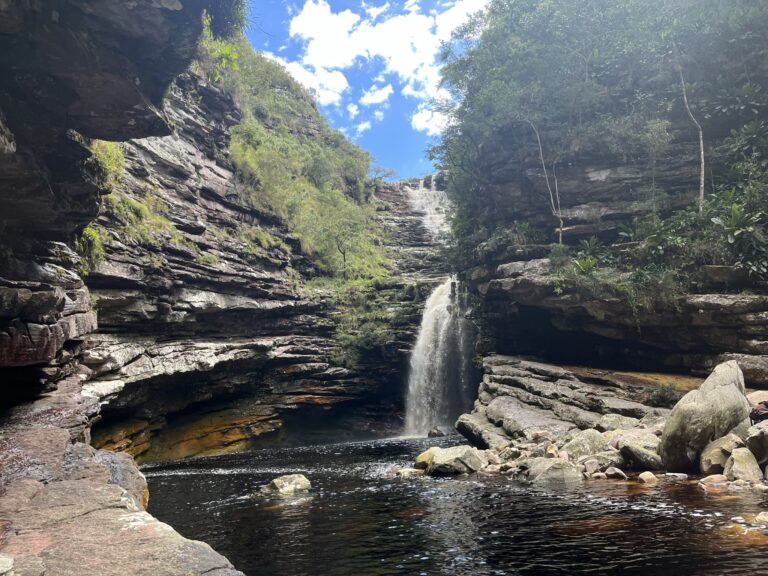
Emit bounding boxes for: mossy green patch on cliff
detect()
[75,225,106,275]
[89,140,125,193]
[102,192,192,250]
[195,33,389,279]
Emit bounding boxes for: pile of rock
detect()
[401,361,768,494]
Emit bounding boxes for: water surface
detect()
[145,436,768,576]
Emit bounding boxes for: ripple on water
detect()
[145,437,767,576]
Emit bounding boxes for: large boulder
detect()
[700,433,744,474]
[562,429,610,460]
[659,361,750,472]
[723,448,763,483]
[426,446,487,476]
[746,421,768,466]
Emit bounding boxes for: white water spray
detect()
[404,175,475,435]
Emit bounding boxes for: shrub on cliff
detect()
[197,33,388,279]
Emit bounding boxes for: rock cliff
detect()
[82,74,434,461]
[0,1,250,573]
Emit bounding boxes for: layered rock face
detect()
[473,258,768,384]
[0,2,246,574]
[457,355,673,451]
[0,0,228,398]
[83,75,432,461]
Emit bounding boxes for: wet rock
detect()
[724,448,763,483]
[396,468,425,478]
[577,450,626,471]
[620,442,663,471]
[700,433,744,475]
[414,447,440,470]
[595,414,640,432]
[746,421,768,466]
[532,460,583,485]
[605,467,628,480]
[660,361,750,472]
[638,471,658,484]
[698,474,729,493]
[755,511,768,524]
[426,446,487,476]
[591,472,608,480]
[517,458,583,485]
[562,429,610,460]
[262,474,311,495]
[428,426,452,438]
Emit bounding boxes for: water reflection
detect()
[145,437,767,576]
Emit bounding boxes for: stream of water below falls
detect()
[145,436,766,576]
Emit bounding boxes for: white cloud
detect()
[355,121,372,136]
[411,105,449,136]
[347,103,359,119]
[363,1,390,19]
[360,84,393,106]
[282,0,488,134]
[264,52,349,106]
[373,109,385,121]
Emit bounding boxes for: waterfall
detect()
[404,175,475,435]
[404,277,475,435]
[406,175,451,243]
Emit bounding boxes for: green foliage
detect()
[572,256,598,275]
[75,225,105,276]
[90,140,125,192]
[645,384,683,408]
[308,276,398,368]
[196,37,388,279]
[435,0,768,258]
[206,0,248,38]
[103,192,188,249]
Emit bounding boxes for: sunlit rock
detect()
[261,474,311,496]
[660,361,750,472]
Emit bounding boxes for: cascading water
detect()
[404,176,476,435]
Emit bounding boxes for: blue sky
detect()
[244,0,488,178]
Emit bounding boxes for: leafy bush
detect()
[198,37,388,279]
[645,384,683,408]
[90,140,125,192]
[75,225,105,275]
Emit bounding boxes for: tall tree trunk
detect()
[678,66,706,212]
[525,119,563,243]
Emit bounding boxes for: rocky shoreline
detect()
[402,358,768,522]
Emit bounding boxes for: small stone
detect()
[545,444,560,459]
[428,426,451,438]
[605,467,628,480]
[558,450,570,461]
[484,450,502,465]
[755,511,768,524]
[665,473,688,480]
[482,464,501,474]
[583,459,600,475]
[396,468,425,477]
[699,474,728,488]
[591,472,608,480]
[638,471,658,484]
[262,474,311,495]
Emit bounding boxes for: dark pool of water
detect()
[145,436,768,576]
